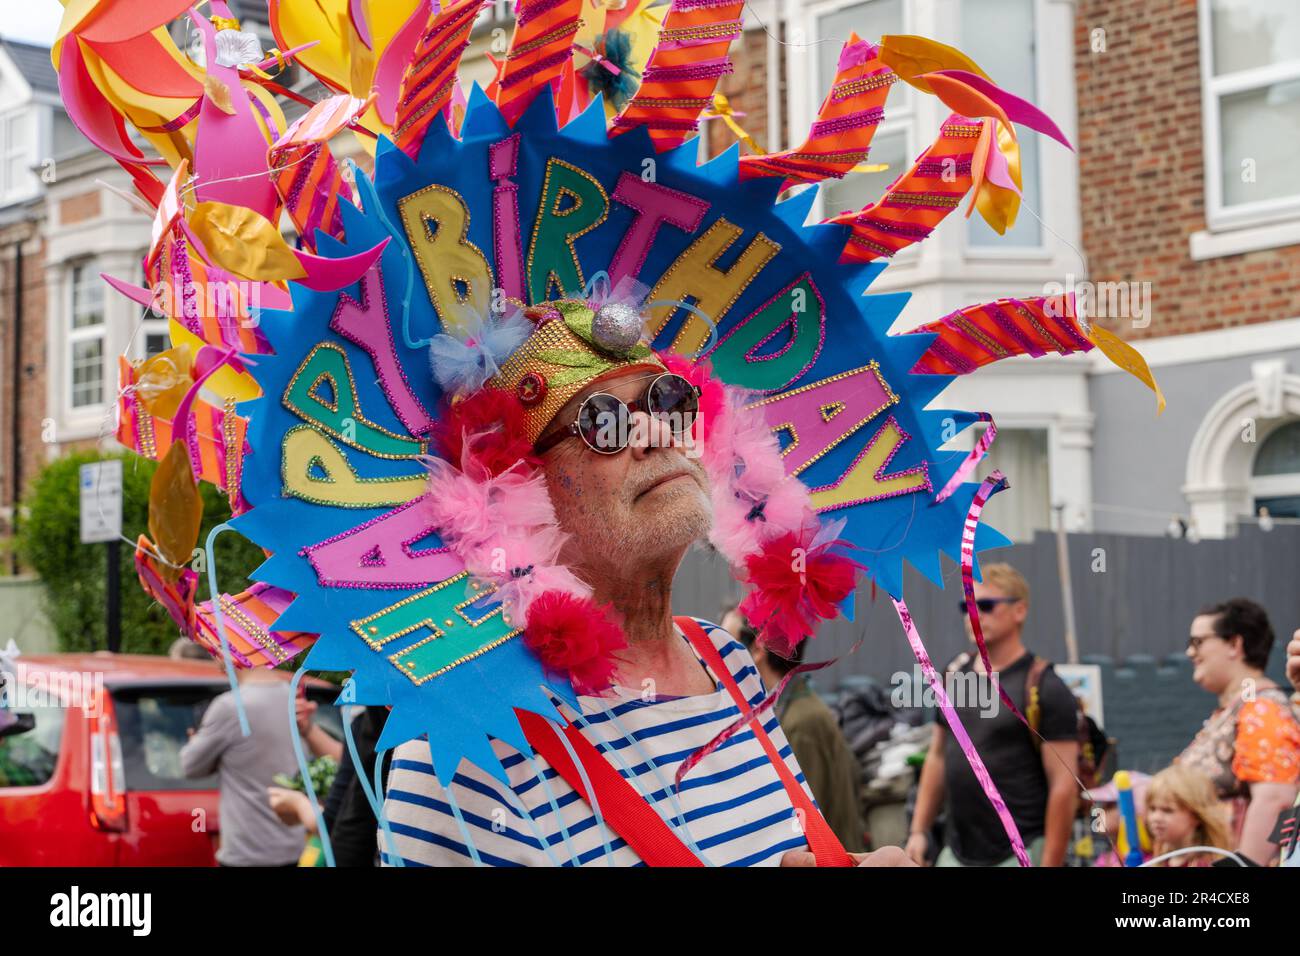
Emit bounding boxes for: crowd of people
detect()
[176,562,1300,868]
[726,565,1300,869]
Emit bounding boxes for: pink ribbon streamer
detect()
[931,69,1073,151]
[674,648,855,789]
[933,413,996,504]
[958,470,1029,727]
[573,44,623,76]
[892,594,1031,867]
[959,471,1096,798]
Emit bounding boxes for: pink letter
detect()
[608,173,710,286]
[303,497,464,589]
[745,363,897,477]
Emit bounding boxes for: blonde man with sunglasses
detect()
[906,564,1079,867]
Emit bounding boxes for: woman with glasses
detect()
[1175,598,1300,864]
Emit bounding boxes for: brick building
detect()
[0,38,71,559]
[3,1,1298,557]
[0,37,156,570]
[1075,0,1300,538]
[712,0,1300,544]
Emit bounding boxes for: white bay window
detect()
[69,262,106,410]
[1200,0,1300,230]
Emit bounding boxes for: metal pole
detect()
[10,241,23,575]
[1053,503,1080,664]
[106,539,121,654]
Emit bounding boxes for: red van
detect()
[0,653,340,866]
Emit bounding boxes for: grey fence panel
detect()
[673,524,1299,771]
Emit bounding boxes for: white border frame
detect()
[1196,0,1300,233]
[959,0,1052,260]
[788,0,915,223]
[65,260,108,418]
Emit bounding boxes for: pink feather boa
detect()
[422,449,590,625]
[665,354,861,651]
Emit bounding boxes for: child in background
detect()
[1087,772,1151,867]
[1145,765,1232,867]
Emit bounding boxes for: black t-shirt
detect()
[938,650,1077,865]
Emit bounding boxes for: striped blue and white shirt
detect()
[381,617,816,866]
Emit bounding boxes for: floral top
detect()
[1176,687,1300,838]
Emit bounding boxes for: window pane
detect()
[72,265,104,330]
[1253,421,1300,476]
[1254,495,1300,519]
[1219,80,1300,207]
[2,110,35,197]
[1211,0,1300,77]
[822,129,909,215]
[145,331,169,357]
[111,688,221,791]
[978,427,1050,541]
[0,706,66,788]
[963,0,1042,247]
[816,0,903,94]
[72,338,104,408]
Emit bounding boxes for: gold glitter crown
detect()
[485,301,666,445]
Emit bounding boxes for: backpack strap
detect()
[516,708,705,867]
[674,615,854,868]
[1025,655,1049,750]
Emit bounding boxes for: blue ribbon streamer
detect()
[288,668,336,868]
[528,752,579,866]
[587,702,717,868]
[340,699,403,866]
[347,158,427,351]
[203,523,249,737]
[540,703,614,867]
[644,298,719,358]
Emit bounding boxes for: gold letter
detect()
[648,219,780,355]
[398,183,493,334]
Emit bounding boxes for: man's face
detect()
[536,369,712,575]
[963,580,1026,646]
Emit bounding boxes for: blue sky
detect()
[0,1,64,46]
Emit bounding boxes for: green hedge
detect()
[17,451,264,656]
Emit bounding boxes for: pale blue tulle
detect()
[428,308,532,395]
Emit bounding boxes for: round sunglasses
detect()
[534,372,701,455]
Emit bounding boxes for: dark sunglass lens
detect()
[648,375,698,432]
[577,394,628,451]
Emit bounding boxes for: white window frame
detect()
[473,0,516,35]
[67,261,108,414]
[1250,420,1300,508]
[1197,0,1300,233]
[796,0,916,225]
[959,0,1051,260]
[129,251,169,361]
[0,108,33,205]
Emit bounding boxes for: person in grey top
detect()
[181,669,311,867]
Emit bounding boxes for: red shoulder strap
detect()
[674,615,855,868]
[515,708,704,867]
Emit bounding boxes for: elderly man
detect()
[382,364,912,867]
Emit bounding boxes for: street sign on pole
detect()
[79,460,123,545]
[79,460,124,653]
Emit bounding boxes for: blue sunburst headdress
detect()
[65,2,1160,801]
